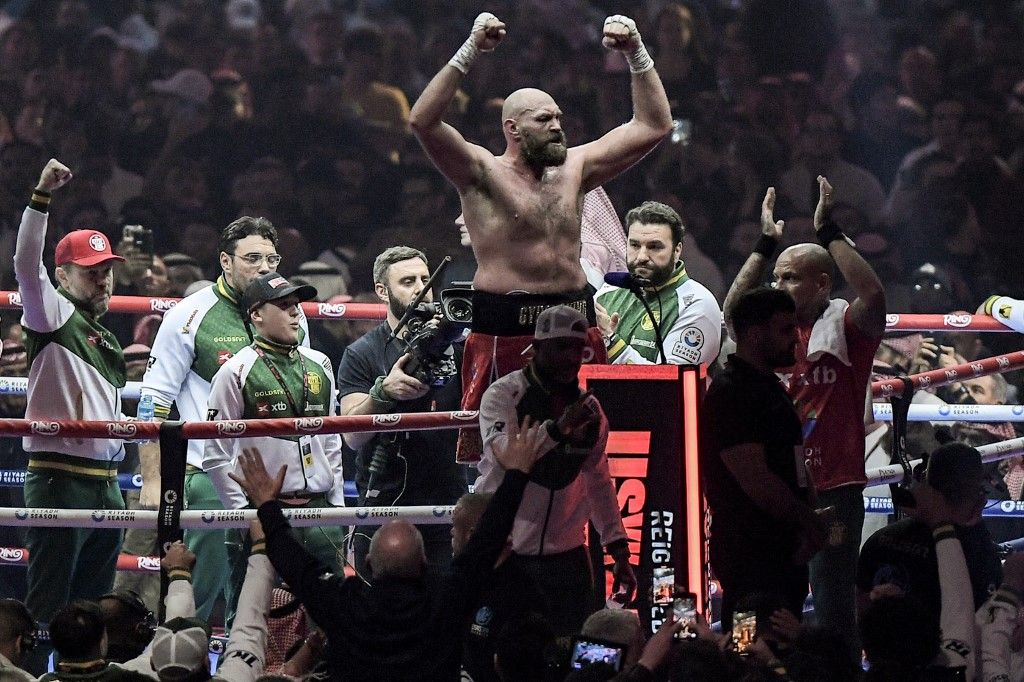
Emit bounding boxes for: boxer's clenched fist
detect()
[602,15,641,52]
[471,12,506,52]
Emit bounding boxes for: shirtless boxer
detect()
[410,12,672,459]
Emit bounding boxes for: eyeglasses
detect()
[233,252,282,267]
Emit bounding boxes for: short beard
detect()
[388,294,409,321]
[520,132,567,167]
[628,260,676,288]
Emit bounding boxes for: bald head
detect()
[772,243,835,322]
[779,243,833,277]
[502,88,556,122]
[367,521,426,580]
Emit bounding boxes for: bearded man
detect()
[595,201,722,365]
[336,246,468,576]
[410,12,672,459]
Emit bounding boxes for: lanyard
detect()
[253,343,309,417]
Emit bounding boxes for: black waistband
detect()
[470,290,596,337]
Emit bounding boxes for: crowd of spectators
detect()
[0,0,1023,680]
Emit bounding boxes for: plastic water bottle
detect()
[136,394,154,442]
[137,394,154,422]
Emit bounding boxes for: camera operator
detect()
[336,246,468,577]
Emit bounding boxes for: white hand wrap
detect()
[448,12,498,75]
[605,15,654,74]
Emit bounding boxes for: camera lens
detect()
[446,298,472,323]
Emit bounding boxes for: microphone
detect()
[601,271,667,364]
[604,271,645,291]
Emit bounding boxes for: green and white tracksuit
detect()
[205,336,345,616]
[595,264,723,365]
[14,206,127,659]
[140,276,309,621]
[204,337,344,509]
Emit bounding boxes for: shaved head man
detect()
[366,521,427,580]
[410,12,672,460]
[725,177,886,657]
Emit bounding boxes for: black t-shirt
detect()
[336,323,466,506]
[857,518,1002,628]
[700,355,806,554]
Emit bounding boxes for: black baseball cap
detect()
[242,273,317,314]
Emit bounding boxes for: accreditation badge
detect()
[299,436,314,474]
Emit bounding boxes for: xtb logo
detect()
[794,365,837,387]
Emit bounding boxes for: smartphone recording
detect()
[569,636,625,672]
[673,592,698,640]
[732,610,757,654]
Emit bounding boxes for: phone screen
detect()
[569,637,625,672]
[673,593,697,640]
[732,611,757,654]
[651,567,674,605]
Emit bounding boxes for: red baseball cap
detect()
[54,230,125,267]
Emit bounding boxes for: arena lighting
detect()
[682,366,704,615]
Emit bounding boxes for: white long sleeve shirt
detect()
[474,369,625,556]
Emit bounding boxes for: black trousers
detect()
[711,533,808,631]
[509,545,595,637]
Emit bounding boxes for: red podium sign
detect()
[580,364,707,633]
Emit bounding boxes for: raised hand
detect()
[161,541,196,573]
[471,12,505,52]
[595,302,620,337]
[36,158,72,193]
[602,15,642,52]
[761,187,784,239]
[813,175,833,230]
[493,415,547,474]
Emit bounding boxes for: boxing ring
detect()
[0,293,1021,634]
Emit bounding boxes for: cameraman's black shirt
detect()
[336,322,466,506]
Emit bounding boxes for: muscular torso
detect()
[463,152,589,294]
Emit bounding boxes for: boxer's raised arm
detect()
[410,13,505,191]
[579,16,672,191]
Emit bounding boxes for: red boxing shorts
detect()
[456,290,607,463]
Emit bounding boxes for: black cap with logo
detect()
[242,273,317,315]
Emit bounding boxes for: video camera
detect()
[399,285,472,387]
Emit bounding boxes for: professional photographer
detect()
[337,246,468,577]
